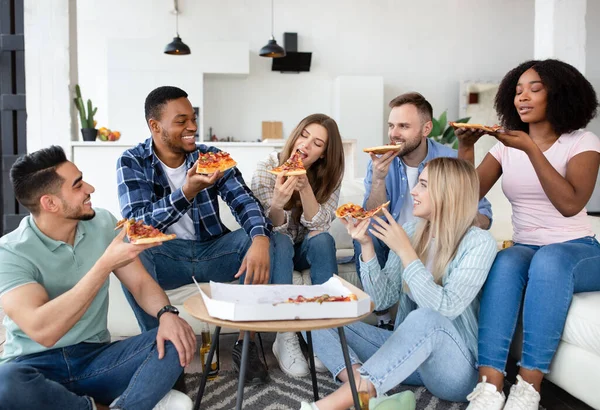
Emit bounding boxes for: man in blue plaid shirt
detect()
[116,86,293,385]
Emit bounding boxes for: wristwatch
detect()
[157,305,179,322]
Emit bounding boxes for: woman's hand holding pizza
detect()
[492,129,537,154]
[454,126,486,147]
[294,174,311,193]
[271,173,297,210]
[340,217,372,245]
[369,208,411,256]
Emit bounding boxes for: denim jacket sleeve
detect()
[117,152,192,230]
[362,160,374,208]
[477,196,493,227]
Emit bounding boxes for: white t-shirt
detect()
[398,164,420,226]
[159,160,196,240]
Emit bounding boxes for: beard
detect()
[61,200,96,221]
[161,128,196,154]
[391,135,424,157]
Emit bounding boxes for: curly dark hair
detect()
[494,59,598,135]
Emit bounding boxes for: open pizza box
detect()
[192,276,371,322]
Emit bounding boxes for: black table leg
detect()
[193,326,221,410]
[338,327,361,410]
[305,331,320,402]
[235,331,251,410]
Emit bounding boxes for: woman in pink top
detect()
[456,59,600,410]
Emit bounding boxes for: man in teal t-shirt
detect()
[0,146,196,409]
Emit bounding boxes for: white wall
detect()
[76,0,535,147]
[585,0,600,212]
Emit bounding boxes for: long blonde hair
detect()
[279,114,345,211]
[410,157,480,284]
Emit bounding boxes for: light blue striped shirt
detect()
[359,221,497,359]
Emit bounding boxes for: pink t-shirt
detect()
[489,129,600,246]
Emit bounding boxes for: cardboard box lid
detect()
[192,276,372,323]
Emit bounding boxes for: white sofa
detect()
[106,179,600,409]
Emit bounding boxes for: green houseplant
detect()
[428,110,470,150]
[74,84,98,141]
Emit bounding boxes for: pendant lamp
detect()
[259,0,286,58]
[165,0,191,55]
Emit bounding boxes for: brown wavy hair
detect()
[279,113,345,212]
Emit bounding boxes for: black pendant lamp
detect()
[259,0,286,58]
[165,0,191,55]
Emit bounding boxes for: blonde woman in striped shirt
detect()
[300,157,498,410]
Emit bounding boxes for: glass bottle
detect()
[357,374,374,410]
[200,322,219,380]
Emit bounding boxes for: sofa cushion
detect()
[560,292,600,356]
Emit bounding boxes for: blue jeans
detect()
[309,308,479,402]
[0,329,182,410]
[124,229,294,331]
[478,236,600,374]
[292,232,338,285]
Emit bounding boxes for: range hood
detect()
[271,32,312,73]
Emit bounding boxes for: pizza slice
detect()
[196,151,237,174]
[284,293,358,304]
[448,122,502,133]
[115,218,177,244]
[335,201,390,220]
[363,144,404,155]
[267,150,307,176]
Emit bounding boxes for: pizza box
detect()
[192,276,371,322]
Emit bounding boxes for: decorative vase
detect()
[81,128,98,142]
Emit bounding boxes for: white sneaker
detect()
[273,332,310,377]
[312,355,328,373]
[153,389,193,410]
[299,402,320,410]
[465,376,506,410]
[503,375,541,410]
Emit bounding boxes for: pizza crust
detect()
[363,144,403,155]
[130,234,177,245]
[449,122,502,133]
[196,160,237,174]
[267,168,307,176]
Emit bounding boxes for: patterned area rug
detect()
[184,370,470,410]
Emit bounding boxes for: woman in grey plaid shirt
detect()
[251,113,345,378]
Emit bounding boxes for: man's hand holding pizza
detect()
[97,229,161,272]
[370,150,399,182]
[182,160,224,201]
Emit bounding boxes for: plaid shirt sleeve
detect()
[217,162,272,239]
[250,155,292,235]
[300,182,341,231]
[116,151,192,230]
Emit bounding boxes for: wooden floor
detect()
[0,312,593,409]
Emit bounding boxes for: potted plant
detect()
[428,110,470,149]
[74,84,98,141]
